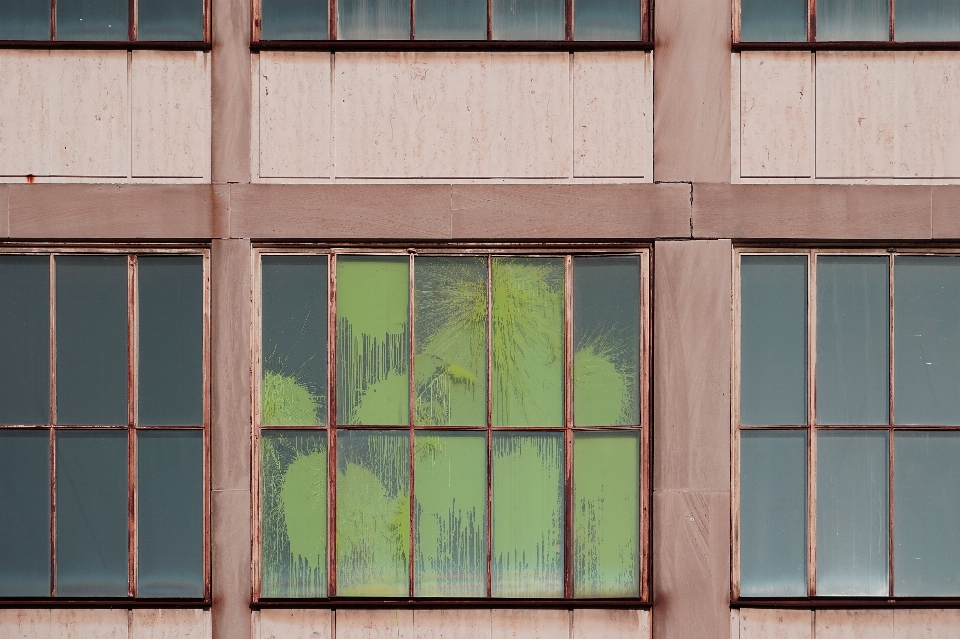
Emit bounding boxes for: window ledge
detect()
[0,41,211,51]
[253,598,652,609]
[734,598,960,609]
[0,599,210,609]
[252,39,652,52]
[733,41,960,51]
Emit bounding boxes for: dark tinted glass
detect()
[896,0,960,40]
[574,0,641,40]
[137,0,203,40]
[818,0,889,40]
[415,0,486,38]
[56,0,128,40]
[261,0,329,39]
[740,0,807,40]
[0,0,50,39]
[0,431,50,596]
[338,0,410,39]
[0,256,50,425]
[492,0,564,39]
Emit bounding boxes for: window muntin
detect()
[255,247,649,602]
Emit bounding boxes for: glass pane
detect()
[338,0,410,39]
[894,431,960,596]
[0,256,50,425]
[336,256,409,426]
[739,0,807,41]
[492,432,563,597]
[413,432,486,597]
[816,256,888,425]
[263,256,328,427]
[56,0,128,40]
[0,0,49,39]
[56,430,128,597]
[336,429,410,596]
[491,257,563,427]
[139,256,203,426]
[816,431,888,596]
[137,430,203,597]
[261,430,328,598]
[137,0,203,39]
[817,0,889,40]
[739,430,807,596]
[414,257,487,427]
[56,255,128,426]
[896,0,960,40]
[895,256,960,425]
[573,431,639,598]
[574,0,641,40]
[740,255,807,426]
[415,0,486,39]
[492,0,564,39]
[261,0,329,39]
[573,256,640,427]
[0,431,50,596]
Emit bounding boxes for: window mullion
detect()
[807,249,817,598]
[563,255,574,599]
[127,254,138,598]
[887,252,895,597]
[328,252,338,597]
[408,252,416,597]
[485,254,493,598]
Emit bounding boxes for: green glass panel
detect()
[414,0,486,39]
[137,0,203,40]
[491,0,564,39]
[336,429,410,596]
[896,0,960,40]
[492,432,563,597]
[261,0,329,39]
[573,431,640,598]
[491,258,563,427]
[0,431,50,596]
[337,0,410,38]
[574,0,641,40]
[740,0,807,40]
[336,256,409,426]
[414,257,487,427]
[261,430,328,598]
[818,0,889,41]
[413,432,486,597]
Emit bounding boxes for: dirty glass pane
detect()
[414,257,487,427]
[263,256,328,427]
[338,0,410,39]
[139,256,203,426]
[739,430,807,596]
[0,256,49,425]
[261,0,329,39]
[261,430,328,598]
[0,431,50,596]
[336,256,409,426]
[137,430,203,597]
[817,0,889,40]
[492,0,564,39]
[56,0,128,40]
[896,0,960,40]
[816,431,888,596]
[415,0,486,39]
[574,256,640,427]
[56,430,128,597]
[336,429,410,596]
[739,0,807,41]
[894,432,960,595]
[894,256,960,425]
[56,255,128,426]
[574,0,641,40]
[491,258,563,427]
[137,0,203,40]
[492,432,563,597]
[573,431,639,598]
[414,432,486,597]
[0,0,49,40]
[816,256,888,425]
[740,255,807,426]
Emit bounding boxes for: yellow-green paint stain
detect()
[573,347,632,426]
[261,371,322,426]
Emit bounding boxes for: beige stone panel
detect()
[259,51,331,179]
[414,609,492,639]
[815,52,896,178]
[489,609,568,639]
[740,608,811,639]
[0,50,50,176]
[816,610,893,639]
[49,50,129,177]
[50,609,128,639]
[573,609,650,639]
[895,52,960,178]
[893,609,960,639]
[132,50,210,178]
[573,51,647,177]
[337,610,414,639]
[130,609,207,639]
[739,51,814,178]
[0,609,52,639]
[260,609,332,639]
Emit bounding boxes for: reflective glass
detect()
[817,0,889,40]
[739,0,807,41]
[896,0,960,40]
[261,0,329,39]
[492,0,564,39]
[415,0,486,38]
[0,431,50,596]
[574,0,641,40]
[0,256,50,425]
[0,0,49,39]
[137,0,203,40]
[338,0,410,39]
[56,0,128,40]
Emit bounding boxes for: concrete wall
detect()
[0,609,211,639]
[733,608,960,639]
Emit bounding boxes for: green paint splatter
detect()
[262,371,322,426]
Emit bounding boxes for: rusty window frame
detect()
[0,245,211,607]
[251,243,652,608]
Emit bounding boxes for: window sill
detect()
[733,41,960,51]
[253,598,651,609]
[0,41,211,51]
[0,599,210,609]
[734,598,960,609]
[252,40,652,52]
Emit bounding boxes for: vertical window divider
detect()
[889,0,895,41]
[486,0,493,41]
[565,0,574,40]
[50,0,57,40]
[202,250,212,601]
[640,249,650,601]
[251,254,263,602]
[887,252,896,597]
[328,252,339,597]
[808,0,817,41]
[128,254,139,598]
[49,253,57,597]
[807,250,817,598]
[129,0,138,41]
[485,255,493,598]
[408,252,417,598]
[563,256,574,599]
[410,0,416,39]
[330,0,339,41]
[731,250,742,602]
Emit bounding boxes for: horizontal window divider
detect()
[0,599,210,609]
[252,598,652,609]
[0,41,211,51]
[733,598,960,609]
[257,244,653,253]
[251,40,652,53]
[733,41,960,51]
[738,424,809,429]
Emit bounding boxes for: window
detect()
[254,247,649,601]
[0,250,208,600]
[736,249,960,600]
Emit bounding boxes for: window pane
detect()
[573,431,639,598]
[491,258,563,427]
[0,431,50,596]
[574,0,641,40]
[56,430,128,597]
[415,0,486,39]
[56,0,128,40]
[336,429,410,596]
[894,431,960,595]
[739,430,807,596]
[414,432,486,597]
[137,430,203,597]
[573,256,640,427]
[739,0,807,41]
[338,0,410,39]
[816,430,888,596]
[137,0,203,39]
[261,0,329,39]
[740,256,807,426]
[896,0,960,40]
[816,256,888,425]
[336,256,409,426]
[139,256,203,426]
[492,0,564,39]
[263,256,328,427]
[0,0,49,39]
[261,430,328,598]
[0,256,50,425]
[57,255,128,426]
[492,432,563,597]
[817,0,889,40]
[894,256,960,425]
[414,257,487,427]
